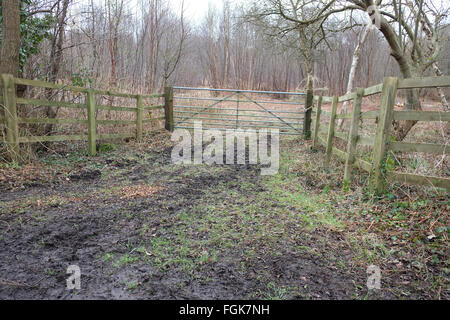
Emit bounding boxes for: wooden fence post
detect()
[325,96,338,166]
[86,89,97,156]
[164,86,174,132]
[344,88,364,182]
[312,95,323,149]
[1,74,19,162]
[303,88,313,139]
[136,95,143,141]
[371,77,399,193]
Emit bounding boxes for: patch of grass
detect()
[98,143,116,153]
[198,250,218,265]
[259,282,298,300]
[45,268,55,276]
[0,161,21,170]
[348,233,390,264]
[102,253,115,262]
[148,235,196,273]
[262,172,345,232]
[113,254,139,268]
[126,281,138,292]
[41,149,89,168]
[3,133,445,299]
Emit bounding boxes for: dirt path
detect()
[0,136,446,299]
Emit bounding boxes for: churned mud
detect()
[0,134,447,299]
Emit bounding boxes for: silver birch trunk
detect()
[338,26,371,128]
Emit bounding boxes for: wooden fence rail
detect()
[310,75,450,192]
[0,75,172,161]
[1,73,449,192]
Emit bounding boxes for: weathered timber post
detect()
[371,77,399,193]
[235,92,240,129]
[325,96,339,166]
[303,88,313,139]
[86,89,97,156]
[312,95,323,149]
[343,88,364,182]
[164,86,174,132]
[1,74,19,162]
[136,95,143,141]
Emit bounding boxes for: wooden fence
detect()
[0,74,175,161]
[309,76,450,192]
[1,73,449,192]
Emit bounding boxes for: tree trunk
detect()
[107,0,123,88]
[44,0,70,136]
[338,25,371,129]
[0,0,20,77]
[222,0,230,88]
[306,73,313,91]
[432,62,449,112]
[0,0,20,139]
[378,16,422,141]
[148,0,158,92]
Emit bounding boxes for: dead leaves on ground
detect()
[0,164,65,191]
[119,185,164,200]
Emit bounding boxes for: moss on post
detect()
[164,86,174,132]
[1,74,19,162]
[86,89,97,156]
[325,96,338,166]
[136,95,143,141]
[371,77,399,193]
[343,88,364,182]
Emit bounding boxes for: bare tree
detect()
[339,25,371,128]
[44,0,71,136]
[221,0,231,88]
[161,0,187,87]
[203,5,221,90]
[12,0,448,115]
[245,0,450,140]
[147,0,162,92]
[244,0,335,84]
[106,0,124,87]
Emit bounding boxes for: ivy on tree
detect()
[0,0,54,72]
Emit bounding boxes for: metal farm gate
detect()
[172,87,306,135]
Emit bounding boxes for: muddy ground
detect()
[0,134,447,299]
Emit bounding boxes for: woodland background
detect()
[1,0,449,96]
